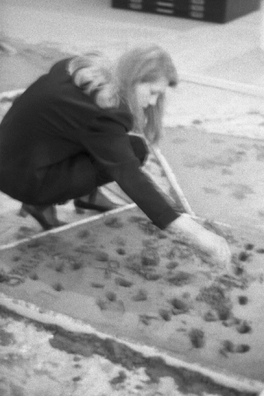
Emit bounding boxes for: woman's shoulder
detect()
[97,99,133,131]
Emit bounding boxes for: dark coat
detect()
[0,59,178,229]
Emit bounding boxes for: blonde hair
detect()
[116,45,178,144]
[67,51,119,108]
[67,46,178,145]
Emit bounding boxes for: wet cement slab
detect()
[1,207,264,384]
[160,126,264,229]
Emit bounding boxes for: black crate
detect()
[112,0,260,23]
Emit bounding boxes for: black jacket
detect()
[0,59,179,229]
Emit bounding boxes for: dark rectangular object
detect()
[111,0,260,23]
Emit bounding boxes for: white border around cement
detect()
[0,293,263,394]
[0,88,25,100]
[0,203,137,251]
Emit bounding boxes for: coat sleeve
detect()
[77,110,180,229]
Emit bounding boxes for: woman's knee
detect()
[129,134,148,165]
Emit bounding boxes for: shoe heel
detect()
[21,204,66,231]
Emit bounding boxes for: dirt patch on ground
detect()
[0,304,258,396]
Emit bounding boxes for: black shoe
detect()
[74,189,118,214]
[21,204,67,231]
[74,198,112,213]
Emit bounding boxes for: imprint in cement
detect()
[185,149,247,170]
[221,183,255,200]
[203,187,221,195]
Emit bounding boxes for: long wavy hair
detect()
[116,45,178,144]
[67,51,119,108]
[68,46,178,145]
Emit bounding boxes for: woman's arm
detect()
[78,111,180,229]
[78,111,232,270]
[169,214,232,271]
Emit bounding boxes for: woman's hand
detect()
[170,214,232,271]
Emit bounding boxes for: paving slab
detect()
[1,206,264,385]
